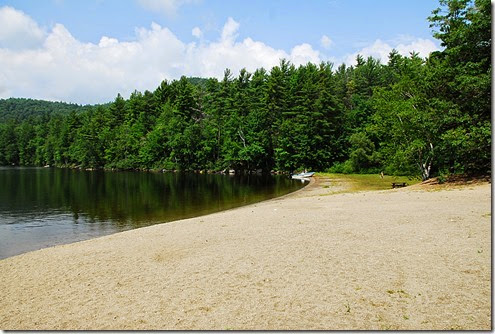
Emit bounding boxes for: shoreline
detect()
[2,176,314,262]
[0,177,490,330]
[0,170,308,261]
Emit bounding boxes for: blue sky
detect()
[0,0,441,104]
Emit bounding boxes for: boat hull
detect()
[291,176,311,182]
[291,172,315,180]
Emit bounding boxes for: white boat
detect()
[292,176,310,183]
[291,171,315,182]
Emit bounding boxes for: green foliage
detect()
[0,98,93,122]
[427,0,491,175]
[326,161,354,174]
[348,132,378,173]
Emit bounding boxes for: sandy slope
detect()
[0,176,491,330]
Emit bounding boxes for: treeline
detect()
[0,0,490,179]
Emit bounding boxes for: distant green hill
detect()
[0,98,94,122]
[186,77,209,88]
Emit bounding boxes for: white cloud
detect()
[320,35,333,50]
[0,6,46,50]
[0,6,439,105]
[181,18,317,78]
[290,43,321,65]
[0,9,323,104]
[395,38,438,58]
[344,38,439,65]
[221,17,240,43]
[191,26,202,38]
[137,0,198,17]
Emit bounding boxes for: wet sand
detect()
[0,176,491,330]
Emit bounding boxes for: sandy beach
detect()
[0,176,491,330]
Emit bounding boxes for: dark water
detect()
[0,167,305,259]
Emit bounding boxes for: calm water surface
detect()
[0,167,305,259]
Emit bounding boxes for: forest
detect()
[0,0,490,180]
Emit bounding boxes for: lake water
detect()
[0,167,305,259]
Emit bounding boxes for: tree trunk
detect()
[419,142,434,181]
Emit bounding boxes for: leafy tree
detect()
[0,121,19,165]
[370,54,439,179]
[16,121,36,165]
[427,0,491,175]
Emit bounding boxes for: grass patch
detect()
[344,302,351,313]
[386,289,411,298]
[317,173,421,193]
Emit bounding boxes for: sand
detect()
[0,176,491,330]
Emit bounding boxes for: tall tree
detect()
[428,0,491,174]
